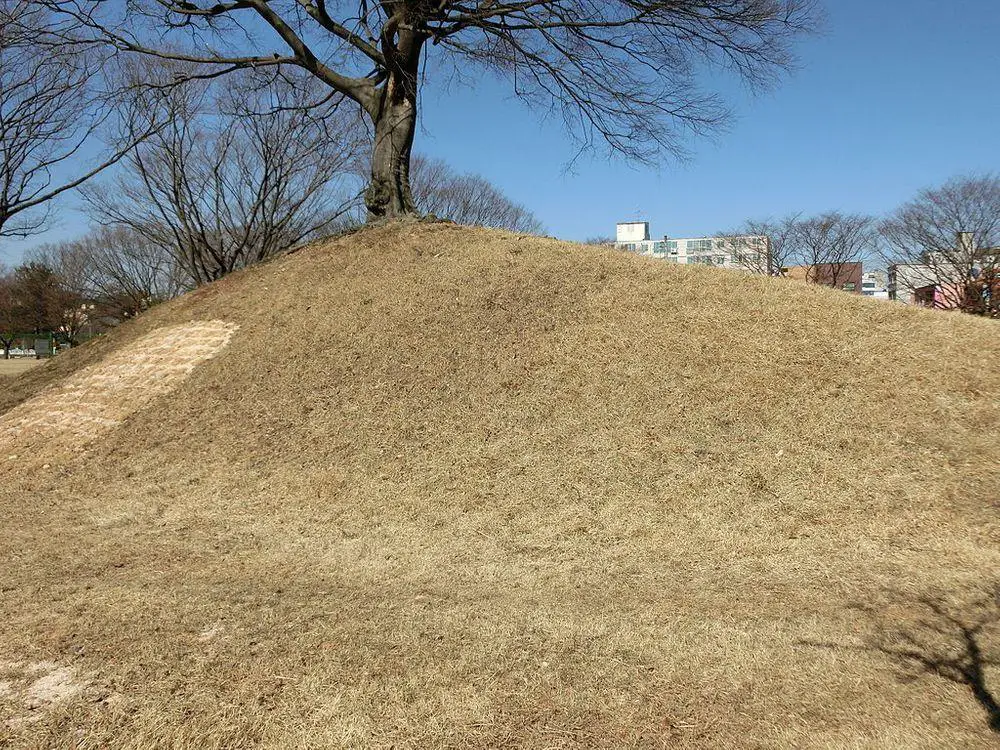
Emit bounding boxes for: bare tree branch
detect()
[718,214,803,275]
[37,0,819,220]
[880,174,1000,314]
[84,71,364,285]
[0,2,164,239]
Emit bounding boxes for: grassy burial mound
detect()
[1,223,998,748]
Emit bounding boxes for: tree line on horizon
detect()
[2,0,995,339]
[0,142,549,352]
[721,173,1000,315]
[587,174,1000,318]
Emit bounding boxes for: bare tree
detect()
[84,75,363,285]
[28,239,93,342]
[718,214,802,275]
[1,262,70,344]
[409,156,543,234]
[0,2,153,240]
[77,227,187,319]
[793,212,875,289]
[880,175,1000,312]
[32,225,186,325]
[0,267,20,358]
[42,0,818,221]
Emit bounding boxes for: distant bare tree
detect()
[880,175,1000,312]
[584,237,616,247]
[79,227,187,319]
[3,262,70,343]
[0,267,19,358]
[33,225,186,324]
[793,212,875,288]
[84,74,363,285]
[28,240,93,342]
[409,156,543,234]
[719,215,802,275]
[40,0,818,221]
[0,2,152,240]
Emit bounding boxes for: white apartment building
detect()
[615,222,770,273]
[888,262,942,306]
[861,271,890,300]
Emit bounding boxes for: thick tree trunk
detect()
[366,98,417,220]
[365,41,421,221]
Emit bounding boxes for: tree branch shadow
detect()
[802,584,1000,733]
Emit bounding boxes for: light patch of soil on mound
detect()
[0,320,238,455]
[1,661,88,728]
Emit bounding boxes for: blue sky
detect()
[3,0,999,261]
[417,0,1000,240]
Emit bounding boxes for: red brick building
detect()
[784,262,864,293]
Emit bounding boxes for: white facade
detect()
[616,222,651,243]
[614,224,769,273]
[888,263,938,305]
[861,271,890,300]
[885,234,997,307]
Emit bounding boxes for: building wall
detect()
[886,235,999,309]
[786,263,864,293]
[861,272,889,300]
[614,231,769,273]
[888,264,939,305]
[616,222,650,244]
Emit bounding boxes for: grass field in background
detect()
[0,359,42,377]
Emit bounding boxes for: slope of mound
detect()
[1,222,998,748]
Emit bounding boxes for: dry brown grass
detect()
[0,222,998,748]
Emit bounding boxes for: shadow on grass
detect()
[803,585,1000,734]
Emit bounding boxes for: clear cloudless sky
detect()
[3,0,999,262]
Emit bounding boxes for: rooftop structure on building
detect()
[614,222,771,274]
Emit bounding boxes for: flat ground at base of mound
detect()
[0,359,42,377]
[0,223,998,748]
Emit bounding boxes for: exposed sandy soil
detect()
[0,321,237,454]
[0,222,998,748]
[1,661,90,730]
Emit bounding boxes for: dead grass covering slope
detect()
[0,222,998,748]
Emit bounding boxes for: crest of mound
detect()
[0,222,997,745]
[0,222,996,479]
